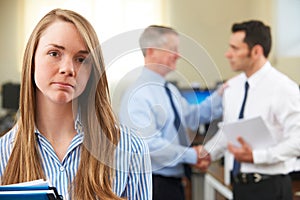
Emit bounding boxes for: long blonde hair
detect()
[2,9,123,200]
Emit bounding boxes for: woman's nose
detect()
[59,58,75,76]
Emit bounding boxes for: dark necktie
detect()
[232,81,249,176]
[165,82,192,180]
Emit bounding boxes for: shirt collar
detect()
[244,61,272,89]
[74,110,83,134]
[34,111,84,137]
[142,67,166,85]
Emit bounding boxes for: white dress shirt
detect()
[205,61,300,184]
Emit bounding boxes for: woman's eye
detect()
[76,57,90,65]
[48,51,59,57]
[77,57,85,63]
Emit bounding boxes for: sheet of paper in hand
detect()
[219,116,275,149]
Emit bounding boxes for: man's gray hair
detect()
[139,25,178,56]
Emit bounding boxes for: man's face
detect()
[152,33,180,74]
[225,31,253,72]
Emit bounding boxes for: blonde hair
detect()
[2,9,123,200]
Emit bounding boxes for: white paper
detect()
[219,116,275,149]
[0,179,49,187]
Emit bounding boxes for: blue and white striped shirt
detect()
[0,120,152,200]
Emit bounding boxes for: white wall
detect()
[274,0,300,84]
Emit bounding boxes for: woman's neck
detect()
[35,98,78,162]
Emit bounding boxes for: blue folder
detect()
[0,185,63,200]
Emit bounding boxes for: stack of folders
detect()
[0,179,63,200]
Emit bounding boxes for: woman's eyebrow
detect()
[47,44,89,54]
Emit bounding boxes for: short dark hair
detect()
[232,20,271,58]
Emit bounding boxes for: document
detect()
[219,116,275,149]
[0,179,63,200]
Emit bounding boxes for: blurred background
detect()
[0,1,299,199]
[0,0,299,129]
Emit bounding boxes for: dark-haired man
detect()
[204,20,300,200]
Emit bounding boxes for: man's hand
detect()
[228,136,254,163]
[192,145,211,172]
[217,82,229,96]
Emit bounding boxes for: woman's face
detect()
[34,20,92,105]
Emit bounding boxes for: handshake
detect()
[191,145,211,172]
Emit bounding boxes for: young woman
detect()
[0,8,152,200]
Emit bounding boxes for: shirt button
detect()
[60,166,64,172]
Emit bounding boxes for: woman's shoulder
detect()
[0,126,16,147]
[118,124,149,154]
[0,126,17,176]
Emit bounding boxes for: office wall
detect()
[276,57,300,84]
[0,0,23,116]
[275,0,300,84]
[0,0,22,84]
[164,0,283,88]
[0,0,299,115]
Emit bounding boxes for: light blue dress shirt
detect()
[119,67,222,178]
[0,114,152,200]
